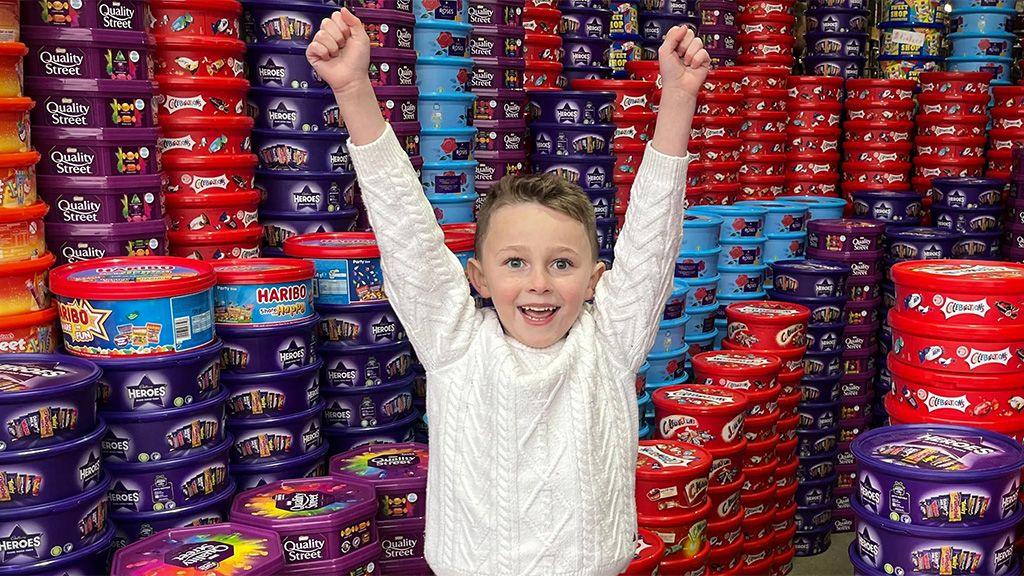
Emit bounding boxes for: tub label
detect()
[257,58,287,85]
[269,103,298,129]
[160,135,197,153]
[51,147,96,175]
[382,533,420,561]
[164,95,207,115]
[282,534,328,563]
[167,542,236,569]
[0,526,42,561]
[38,47,85,77]
[99,0,137,30]
[214,280,313,326]
[44,97,92,126]
[191,174,230,193]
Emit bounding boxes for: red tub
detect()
[843,120,913,144]
[742,88,788,113]
[740,483,777,520]
[745,433,780,467]
[709,537,744,574]
[786,104,842,132]
[744,385,781,417]
[737,12,795,35]
[844,98,915,122]
[706,438,746,487]
[150,0,242,39]
[722,339,806,375]
[777,369,803,396]
[741,110,787,133]
[992,85,1024,108]
[743,457,777,495]
[657,542,708,576]
[990,106,1024,131]
[737,34,794,59]
[844,141,912,164]
[914,155,985,179]
[887,394,1024,443]
[166,189,260,232]
[787,75,842,103]
[785,173,839,197]
[613,110,656,147]
[155,76,249,122]
[523,60,562,90]
[709,475,744,521]
[703,67,744,94]
[917,92,989,117]
[845,78,916,102]
[700,161,742,185]
[699,115,744,140]
[652,385,748,450]
[708,509,743,547]
[891,260,1024,326]
[738,176,785,200]
[888,354,1024,420]
[154,35,246,79]
[168,226,262,260]
[697,93,743,117]
[636,440,712,516]
[523,32,561,62]
[919,71,992,97]
[740,133,785,156]
[739,153,787,177]
[843,161,911,186]
[158,115,253,159]
[692,350,781,392]
[737,65,789,89]
[889,309,1024,375]
[788,152,840,177]
[988,128,1024,154]
[522,7,561,34]
[162,153,256,194]
[700,138,742,163]
[744,409,780,442]
[786,131,838,155]
[915,114,988,138]
[621,529,665,576]
[915,135,986,159]
[637,500,711,560]
[724,301,810,350]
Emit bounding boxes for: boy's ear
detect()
[467,257,491,298]
[586,260,606,300]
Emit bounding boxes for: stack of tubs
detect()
[705,0,743,66]
[24,0,165,264]
[736,199,809,291]
[841,78,916,200]
[415,0,477,223]
[684,67,744,206]
[949,0,1017,84]
[784,75,843,199]
[523,0,564,89]
[775,194,848,223]
[637,0,697,72]
[690,204,769,326]
[675,212,720,378]
[153,0,262,260]
[849,424,1024,576]
[736,66,788,202]
[47,256,232,549]
[735,0,796,69]
[989,85,1024,180]
[331,442,431,574]
[804,0,868,79]
[208,258,327,490]
[1005,154,1024,261]
[0,354,113,571]
[243,1,361,254]
[736,0,792,70]
[605,0,642,78]
[556,0,611,83]
[876,0,946,81]
[931,177,1004,261]
[640,276,690,434]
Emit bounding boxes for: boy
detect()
[308,14,707,575]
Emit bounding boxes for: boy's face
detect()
[468,202,605,349]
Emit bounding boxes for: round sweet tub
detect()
[23,0,148,31]
[24,26,152,81]
[103,387,227,464]
[322,374,414,428]
[526,89,615,124]
[210,257,313,328]
[416,20,472,57]
[149,0,242,38]
[325,410,418,454]
[231,443,328,491]
[689,205,765,239]
[94,340,222,413]
[217,313,318,374]
[166,189,259,233]
[652,384,747,449]
[169,226,262,260]
[227,400,324,465]
[40,173,162,225]
[681,212,724,252]
[422,92,476,128]
[33,126,158,177]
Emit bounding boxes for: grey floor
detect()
[792,532,855,576]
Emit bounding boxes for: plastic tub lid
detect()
[0,251,55,277]
[0,201,47,223]
[409,17,472,30]
[162,152,257,169]
[112,522,284,576]
[329,441,428,492]
[636,439,712,481]
[156,75,250,91]
[651,384,749,415]
[890,260,1024,294]
[168,225,263,246]
[165,189,260,209]
[0,42,26,58]
[231,476,378,532]
[0,353,100,401]
[776,195,847,208]
[890,306,1024,341]
[211,258,314,284]
[417,55,474,66]
[154,33,245,53]
[724,300,811,326]
[692,350,783,380]
[771,258,851,276]
[49,256,216,300]
[627,529,666,574]
[807,218,886,235]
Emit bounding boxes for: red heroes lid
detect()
[891,260,1024,295]
[636,440,712,481]
[49,256,217,300]
[161,153,258,170]
[652,385,749,415]
[167,226,263,246]
[623,529,666,575]
[724,301,811,326]
[165,189,261,208]
[211,258,314,284]
[692,351,782,379]
[0,305,57,330]
[637,499,712,527]
[0,201,48,223]
[284,232,381,259]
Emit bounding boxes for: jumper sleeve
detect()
[592,143,689,375]
[348,123,480,372]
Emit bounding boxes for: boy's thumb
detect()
[340,8,369,38]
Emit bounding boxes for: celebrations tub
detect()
[330,442,428,520]
[652,384,747,449]
[112,523,285,576]
[634,440,711,516]
[890,260,1024,327]
[724,300,810,349]
[49,256,216,357]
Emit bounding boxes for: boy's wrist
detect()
[333,78,375,100]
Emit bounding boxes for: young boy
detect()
[308,14,707,575]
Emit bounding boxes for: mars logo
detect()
[168,542,235,570]
[0,526,40,562]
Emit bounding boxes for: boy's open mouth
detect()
[518,305,560,324]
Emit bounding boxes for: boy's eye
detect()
[552,259,572,270]
[505,258,524,269]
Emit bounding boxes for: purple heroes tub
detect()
[39,174,163,224]
[559,6,613,37]
[112,522,285,576]
[257,170,357,214]
[4,525,114,576]
[110,479,235,549]
[317,302,407,348]
[218,314,320,375]
[852,190,923,224]
[806,218,886,252]
[0,419,105,510]
[320,340,414,389]
[806,8,869,33]
[222,361,322,420]
[0,354,100,453]
[884,226,958,261]
[770,259,851,299]
[226,401,324,465]
[241,0,335,46]
[325,410,419,454]
[330,442,429,521]
[33,126,158,177]
[930,177,1005,209]
[26,77,157,129]
[533,154,614,190]
[527,89,615,125]
[23,26,153,81]
[95,340,222,413]
[102,388,227,464]
[230,476,379,569]
[323,375,415,429]
[248,43,328,90]
[531,122,616,156]
[232,443,328,491]
[933,205,1003,234]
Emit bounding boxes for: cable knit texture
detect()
[349,124,688,576]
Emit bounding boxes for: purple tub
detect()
[0,475,111,567]
[953,231,1001,260]
[801,373,842,402]
[34,126,158,177]
[562,35,611,67]
[253,128,354,173]
[767,291,846,325]
[222,361,321,420]
[803,349,843,377]
[379,517,426,571]
[318,302,407,347]
[26,77,157,129]
[806,8,869,33]
[643,12,700,39]
[531,122,615,156]
[841,344,877,377]
[807,219,885,252]
[561,64,613,83]
[231,442,328,490]
[320,340,414,389]
[469,0,523,26]
[0,420,105,509]
[241,0,334,46]
[470,57,525,91]
[95,341,222,413]
[102,388,227,463]
[807,32,868,56]
[227,401,324,465]
[559,7,612,37]
[805,248,883,278]
[797,449,838,481]
[533,154,614,189]
[798,427,839,458]
[323,375,415,429]
[248,43,326,89]
[770,259,850,298]
[846,274,880,302]
[844,298,880,326]
[473,88,529,122]
[46,219,167,265]
[110,480,235,549]
[884,227,958,261]
[248,87,340,133]
[799,401,839,431]
[840,373,873,398]
[0,354,99,453]
[474,151,528,187]
[105,436,230,514]
[361,9,417,51]
[218,314,319,375]
[699,24,737,51]
[6,525,113,575]
[324,410,418,453]
[21,0,148,31]
[330,441,428,520]
[470,25,525,58]
[261,209,359,252]
[852,190,922,224]
[23,26,152,81]
[933,205,1003,234]
[39,173,162,224]
[794,524,832,556]
[527,89,615,124]
[473,120,528,153]
[805,54,865,79]
[843,322,877,351]
[794,504,833,531]
[257,170,357,214]
[930,177,1005,209]
[112,521,283,575]
[643,0,696,15]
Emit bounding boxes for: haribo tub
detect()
[211,258,315,327]
[49,256,217,357]
[112,523,285,576]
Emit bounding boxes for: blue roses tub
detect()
[416,56,474,93]
[415,20,473,57]
[737,200,809,234]
[676,247,721,279]
[420,127,478,162]
[764,233,807,265]
[719,237,766,267]
[429,192,478,224]
[421,160,477,195]
[690,205,766,239]
[420,92,477,129]
[681,212,723,252]
[776,195,847,221]
[947,56,1013,81]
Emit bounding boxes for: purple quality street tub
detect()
[330,442,428,520]
[0,420,105,509]
[378,517,426,570]
[231,443,329,491]
[21,0,148,31]
[248,43,327,89]
[531,122,615,156]
[470,57,525,91]
[33,126,158,177]
[257,170,357,214]
[852,190,922,224]
[46,219,168,265]
[0,354,100,452]
[527,90,615,124]
[101,388,227,464]
[226,401,324,465]
[39,174,163,225]
[473,120,529,154]
[470,25,524,59]
[230,476,378,569]
[319,340,414,389]
[105,436,231,514]
[884,227,958,261]
[110,480,235,549]
[218,314,319,375]
[807,219,885,252]
[222,361,322,420]
[770,259,850,298]
[26,77,157,129]
[23,26,152,81]
[843,322,877,351]
[325,410,419,454]
[95,341,222,413]
[323,375,415,429]
[317,302,407,347]
[112,521,284,576]
[533,154,614,189]
[930,177,1004,209]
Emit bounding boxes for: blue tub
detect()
[428,192,477,224]
[646,345,688,383]
[950,0,1012,9]
[685,303,717,337]
[681,212,723,251]
[716,290,767,307]
[645,374,688,397]
[690,205,766,239]
[737,200,809,234]
[415,20,473,57]
[947,55,1014,81]
[676,247,721,279]
[684,329,716,356]
[950,7,1016,33]
[652,314,688,353]
[664,278,689,320]
[718,264,767,296]
[775,195,847,221]
[420,92,477,129]
[413,0,470,21]
[713,319,727,348]
[638,390,653,427]
[684,273,719,309]
[719,237,766,267]
[950,32,1016,57]
[420,127,477,162]
[639,422,651,439]
[416,56,474,94]
[764,232,808,264]
[421,160,477,195]
[636,362,650,391]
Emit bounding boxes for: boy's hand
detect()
[658,26,710,103]
[306,9,372,96]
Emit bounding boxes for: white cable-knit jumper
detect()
[349,124,688,576]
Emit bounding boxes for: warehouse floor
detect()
[792,532,855,576]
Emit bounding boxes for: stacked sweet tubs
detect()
[676,212,722,365]
[23,0,165,263]
[243,0,361,254]
[876,0,946,81]
[152,0,262,260]
[46,256,231,549]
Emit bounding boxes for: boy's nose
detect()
[528,269,551,293]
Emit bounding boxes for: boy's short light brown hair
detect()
[474,173,599,260]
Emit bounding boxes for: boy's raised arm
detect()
[592,26,708,374]
[308,10,479,371]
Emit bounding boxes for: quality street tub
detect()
[23,26,153,81]
[39,174,163,225]
[49,256,216,357]
[807,219,885,253]
[112,522,285,576]
[33,126,158,177]
[330,442,428,520]
[22,0,148,31]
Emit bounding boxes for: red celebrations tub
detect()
[652,384,748,450]
[889,311,1024,375]
[890,260,1024,327]
[724,300,810,349]
[635,440,712,516]
[692,350,782,392]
